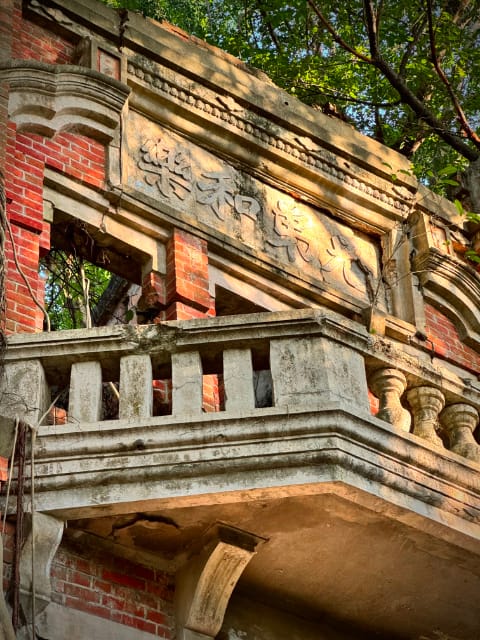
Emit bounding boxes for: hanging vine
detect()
[0,170,7,360]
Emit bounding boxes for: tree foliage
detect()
[105,0,480,196]
[40,250,112,330]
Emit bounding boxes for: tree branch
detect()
[373,54,478,160]
[425,0,480,147]
[295,80,401,108]
[398,13,427,78]
[306,0,372,63]
[256,2,283,53]
[307,0,479,162]
[363,0,379,58]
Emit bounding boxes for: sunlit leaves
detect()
[111,0,479,187]
[40,250,112,330]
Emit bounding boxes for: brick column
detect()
[0,0,15,338]
[139,229,218,413]
[165,228,214,320]
[4,127,48,333]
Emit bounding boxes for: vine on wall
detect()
[0,171,6,355]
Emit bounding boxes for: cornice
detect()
[0,60,130,141]
[413,248,480,349]
[126,57,414,234]
[24,0,418,234]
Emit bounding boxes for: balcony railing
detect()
[2,309,480,522]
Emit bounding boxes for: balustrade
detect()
[1,311,480,469]
[369,368,411,433]
[406,386,444,446]
[440,403,480,463]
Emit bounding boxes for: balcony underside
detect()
[61,492,480,639]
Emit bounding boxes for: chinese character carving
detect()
[197,170,261,221]
[323,234,372,293]
[267,201,312,263]
[197,171,235,219]
[234,195,261,221]
[139,138,192,200]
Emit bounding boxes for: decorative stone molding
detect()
[126,61,418,238]
[176,524,264,640]
[440,403,480,463]
[19,513,64,622]
[0,61,130,141]
[127,61,412,218]
[369,367,411,432]
[412,249,480,347]
[410,211,480,350]
[406,386,445,446]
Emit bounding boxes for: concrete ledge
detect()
[20,403,480,550]
[23,602,158,640]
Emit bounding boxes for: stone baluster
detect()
[223,348,255,412]
[369,368,411,432]
[440,403,480,463]
[68,361,103,423]
[406,386,445,446]
[172,351,203,416]
[118,354,153,420]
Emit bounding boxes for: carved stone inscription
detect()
[127,117,383,305]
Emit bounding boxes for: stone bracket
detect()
[19,513,64,623]
[176,523,266,640]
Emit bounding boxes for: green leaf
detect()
[454,198,465,215]
[437,165,459,176]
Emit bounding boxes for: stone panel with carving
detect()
[126,115,385,307]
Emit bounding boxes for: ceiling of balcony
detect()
[68,487,480,640]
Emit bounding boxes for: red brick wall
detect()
[51,545,175,637]
[4,127,106,333]
[1,532,175,637]
[425,303,480,373]
[12,8,75,63]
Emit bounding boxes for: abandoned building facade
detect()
[1,0,480,638]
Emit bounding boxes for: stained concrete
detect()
[70,491,480,639]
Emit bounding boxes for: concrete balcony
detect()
[2,308,480,638]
